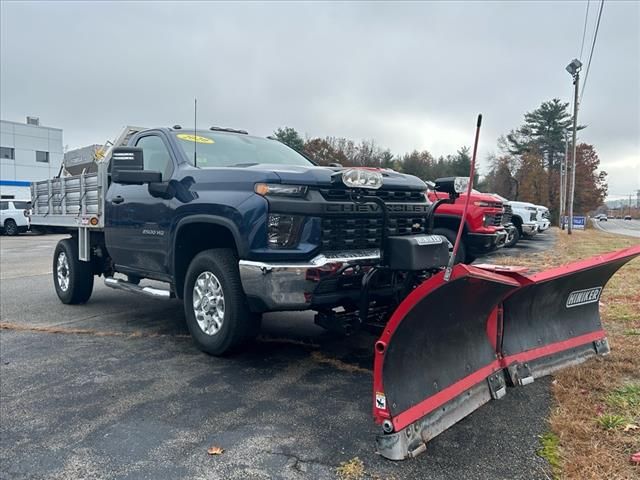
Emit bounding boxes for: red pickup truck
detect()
[426,188,508,263]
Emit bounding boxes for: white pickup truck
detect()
[534,205,551,232]
[505,201,539,238]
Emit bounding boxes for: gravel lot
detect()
[1,233,555,479]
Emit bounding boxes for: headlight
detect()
[453,177,469,193]
[255,183,308,197]
[267,214,304,248]
[341,168,383,189]
[474,201,492,207]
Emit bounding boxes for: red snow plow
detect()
[363,115,640,459]
[372,245,640,459]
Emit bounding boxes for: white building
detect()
[1,117,63,200]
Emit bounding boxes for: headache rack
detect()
[29,126,146,260]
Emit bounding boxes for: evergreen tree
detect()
[273,127,305,152]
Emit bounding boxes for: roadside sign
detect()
[563,216,586,230]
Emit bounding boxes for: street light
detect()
[565,58,582,235]
[566,58,582,76]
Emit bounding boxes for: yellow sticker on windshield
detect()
[176,134,214,144]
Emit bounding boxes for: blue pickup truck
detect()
[31,126,460,355]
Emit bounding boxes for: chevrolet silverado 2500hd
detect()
[31,126,460,354]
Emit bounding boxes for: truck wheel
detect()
[433,228,467,264]
[53,238,94,304]
[505,227,520,248]
[4,219,18,236]
[183,249,258,355]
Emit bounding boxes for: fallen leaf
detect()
[207,445,224,455]
[623,424,639,432]
[595,404,606,415]
[630,451,640,464]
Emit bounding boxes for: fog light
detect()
[267,214,303,248]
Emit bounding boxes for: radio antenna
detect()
[193,97,197,167]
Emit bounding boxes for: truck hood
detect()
[428,190,503,206]
[241,163,427,191]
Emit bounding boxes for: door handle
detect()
[111,196,125,204]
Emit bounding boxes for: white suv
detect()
[0,200,30,236]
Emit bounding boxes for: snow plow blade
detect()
[373,264,520,460]
[499,245,640,385]
[374,245,640,460]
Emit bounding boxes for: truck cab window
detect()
[135,135,173,180]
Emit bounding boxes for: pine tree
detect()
[273,127,305,152]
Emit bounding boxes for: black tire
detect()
[4,219,18,236]
[53,238,94,304]
[183,249,259,355]
[433,227,467,264]
[505,227,520,248]
[512,217,523,236]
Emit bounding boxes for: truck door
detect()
[105,133,175,275]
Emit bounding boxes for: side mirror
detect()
[111,147,162,184]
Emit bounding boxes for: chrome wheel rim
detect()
[57,251,70,292]
[192,271,225,336]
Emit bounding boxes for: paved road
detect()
[593,218,640,238]
[1,234,554,480]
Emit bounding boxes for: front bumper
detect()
[466,230,508,254]
[521,222,538,236]
[537,219,551,232]
[239,249,380,311]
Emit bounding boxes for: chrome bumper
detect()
[521,223,538,236]
[537,220,551,231]
[239,249,380,311]
[495,229,508,248]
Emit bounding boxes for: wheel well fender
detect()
[172,215,244,299]
[431,214,469,236]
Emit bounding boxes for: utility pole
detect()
[560,131,569,229]
[566,59,582,235]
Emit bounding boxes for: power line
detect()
[580,0,605,103]
[579,0,591,61]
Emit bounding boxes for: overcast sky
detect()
[1,1,638,199]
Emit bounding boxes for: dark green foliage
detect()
[273,127,305,152]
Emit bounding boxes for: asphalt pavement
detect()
[1,233,555,480]
[592,218,640,238]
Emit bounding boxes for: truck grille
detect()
[321,216,427,251]
[485,213,503,227]
[319,188,426,203]
[502,204,513,225]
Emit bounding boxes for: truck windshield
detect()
[173,131,313,168]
